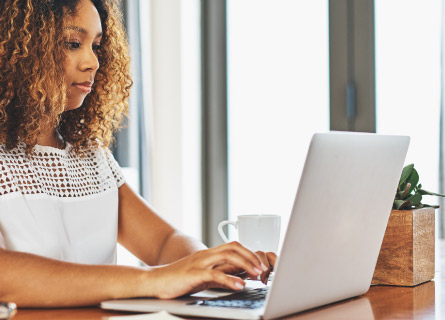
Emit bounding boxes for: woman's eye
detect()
[65,41,80,50]
[92,44,101,52]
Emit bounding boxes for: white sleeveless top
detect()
[0,142,125,264]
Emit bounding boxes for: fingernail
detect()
[235,282,244,289]
[254,267,262,275]
[261,263,268,271]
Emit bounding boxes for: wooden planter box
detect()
[372,207,435,286]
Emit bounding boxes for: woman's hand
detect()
[215,251,277,284]
[149,242,268,299]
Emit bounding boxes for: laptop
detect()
[102,132,410,320]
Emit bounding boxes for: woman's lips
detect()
[73,83,92,93]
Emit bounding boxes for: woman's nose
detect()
[79,48,99,72]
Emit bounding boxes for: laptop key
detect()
[189,288,268,309]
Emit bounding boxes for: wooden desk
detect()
[14,240,445,320]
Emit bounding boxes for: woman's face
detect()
[63,0,102,111]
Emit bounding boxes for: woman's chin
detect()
[64,101,84,112]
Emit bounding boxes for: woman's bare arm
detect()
[0,248,152,307]
[0,242,264,307]
[117,183,277,282]
[117,183,206,265]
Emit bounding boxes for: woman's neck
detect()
[36,128,65,149]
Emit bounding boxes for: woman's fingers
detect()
[214,263,246,278]
[203,270,245,291]
[217,242,265,268]
[199,249,277,290]
[266,252,277,268]
[209,247,279,284]
[154,245,278,299]
[252,251,277,284]
[257,251,270,284]
[202,242,267,276]
[154,261,246,299]
[202,249,263,279]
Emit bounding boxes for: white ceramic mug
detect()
[217,215,281,253]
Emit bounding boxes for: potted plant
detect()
[372,164,444,286]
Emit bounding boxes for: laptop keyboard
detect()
[189,287,268,309]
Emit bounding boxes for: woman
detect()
[0,0,276,307]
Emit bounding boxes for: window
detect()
[227,0,329,245]
[375,0,441,207]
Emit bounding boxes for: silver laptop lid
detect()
[263,132,409,320]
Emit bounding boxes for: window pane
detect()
[375,0,441,204]
[227,0,329,245]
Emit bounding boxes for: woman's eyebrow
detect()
[64,26,103,38]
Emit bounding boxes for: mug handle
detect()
[217,220,238,243]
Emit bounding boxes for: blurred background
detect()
[113,0,445,264]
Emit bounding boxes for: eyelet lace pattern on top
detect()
[0,143,125,197]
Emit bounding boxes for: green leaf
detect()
[418,188,445,197]
[394,163,442,210]
[394,199,411,210]
[406,192,422,206]
[399,164,414,187]
[422,204,440,209]
[406,169,419,195]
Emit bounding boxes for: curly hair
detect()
[0,0,132,153]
